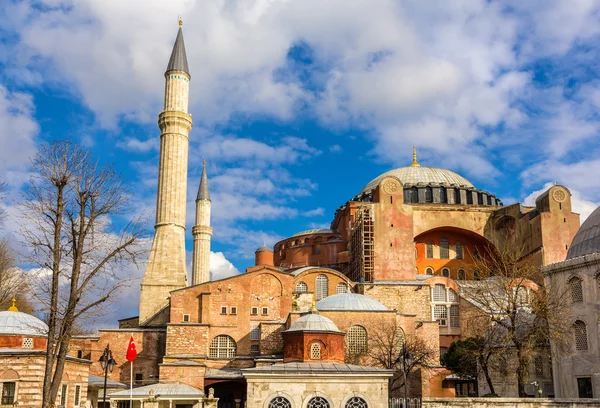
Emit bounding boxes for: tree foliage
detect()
[19,140,147,408]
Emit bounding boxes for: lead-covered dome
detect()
[566,206,600,260]
[361,166,473,195]
[0,310,48,336]
[286,312,342,333]
[316,293,387,311]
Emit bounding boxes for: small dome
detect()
[567,206,600,260]
[255,245,273,253]
[0,311,48,336]
[286,312,342,333]
[361,166,474,194]
[291,229,338,238]
[316,293,387,311]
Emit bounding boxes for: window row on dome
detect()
[568,274,600,304]
[267,394,369,408]
[403,186,501,206]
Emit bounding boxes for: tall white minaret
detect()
[139,20,192,324]
[192,160,212,285]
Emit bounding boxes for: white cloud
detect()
[210,251,241,281]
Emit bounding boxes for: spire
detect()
[197,159,210,201]
[411,145,420,167]
[7,296,18,312]
[166,21,190,75]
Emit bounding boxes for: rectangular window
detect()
[1,382,16,405]
[261,307,268,316]
[432,284,446,302]
[22,337,33,348]
[230,306,237,315]
[434,305,448,326]
[183,314,190,322]
[220,306,227,315]
[449,305,460,328]
[250,325,260,340]
[251,307,258,315]
[77,350,83,358]
[60,384,68,406]
[74,385,81,406]
[578,377,594,398]
[250,344,260,356]
[135,373,143,385]
[440,347,448,365]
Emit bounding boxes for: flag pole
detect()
[130,358,133,408]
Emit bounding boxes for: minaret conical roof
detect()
[197,160,210,201]
[166,26,190,75]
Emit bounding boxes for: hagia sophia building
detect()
[1,22,596,408]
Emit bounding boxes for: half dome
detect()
[566,206,600,260]
[0,311,48,336]
[286,312,342,333]
[361,166,474,195]
[316,293,387,311]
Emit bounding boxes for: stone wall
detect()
[423,398,600,408]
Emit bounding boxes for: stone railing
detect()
[423,398,600,408]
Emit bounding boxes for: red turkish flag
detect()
[126,335,137,362]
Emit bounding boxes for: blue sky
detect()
[1,0,600,321]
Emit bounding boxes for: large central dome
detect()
[361,166,474,194]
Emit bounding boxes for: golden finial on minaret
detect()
[178,15,183,27]
[203,158,206,167]
[311,297,318,312]
[411,145,420,167]
[7,296,18,312]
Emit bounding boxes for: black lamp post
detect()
[99,344,117,408]
[395,343,414,406]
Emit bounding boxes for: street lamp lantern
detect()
[99,344,117,407]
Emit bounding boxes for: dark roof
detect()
[166,27,189,75]
[567,206,600,260]
[197,161,210,201]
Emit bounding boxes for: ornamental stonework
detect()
[382,178,400,195]
[553,188,567,203]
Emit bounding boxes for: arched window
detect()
[426,242,434,258]
[209,335,236,359]
[347,325,368,355]
[534,356,544,376]
[296,282,308,293]
[345,397,368,408]
[307,397,330,408]
[316,275,329,300]
[574,320,588,351]
[569,277,583,303]
[442,268,450,277]
[268,396,292,408]
[425,267,434,275]
[455,243,463,260]
[336,283,348,294]
[440,238,449,259]
[410,187,418,203]
[432,284,446,302]
[473,270,481,280]
[457,269,466,280]
[310,343,321,360]
[425,187,433,203]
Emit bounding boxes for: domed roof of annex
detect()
[360,147,474,194]
[566,206,600,260]
[0,302,48,336]
[255,245,273,253]
[316,293,388,311]
[286,311,342,333]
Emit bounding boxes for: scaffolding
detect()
[349,206,374,282]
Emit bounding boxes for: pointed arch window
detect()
[316,275,329,300]
[440,238,449,259]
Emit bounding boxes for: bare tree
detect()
[0,179,6,224]
[464,241,571,397]
[366,319,437,396]
[0,239,34,311]
[19,140,147,408]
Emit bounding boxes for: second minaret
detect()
[192,160,212,285]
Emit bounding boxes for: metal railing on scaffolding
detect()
[389,397,422,408]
